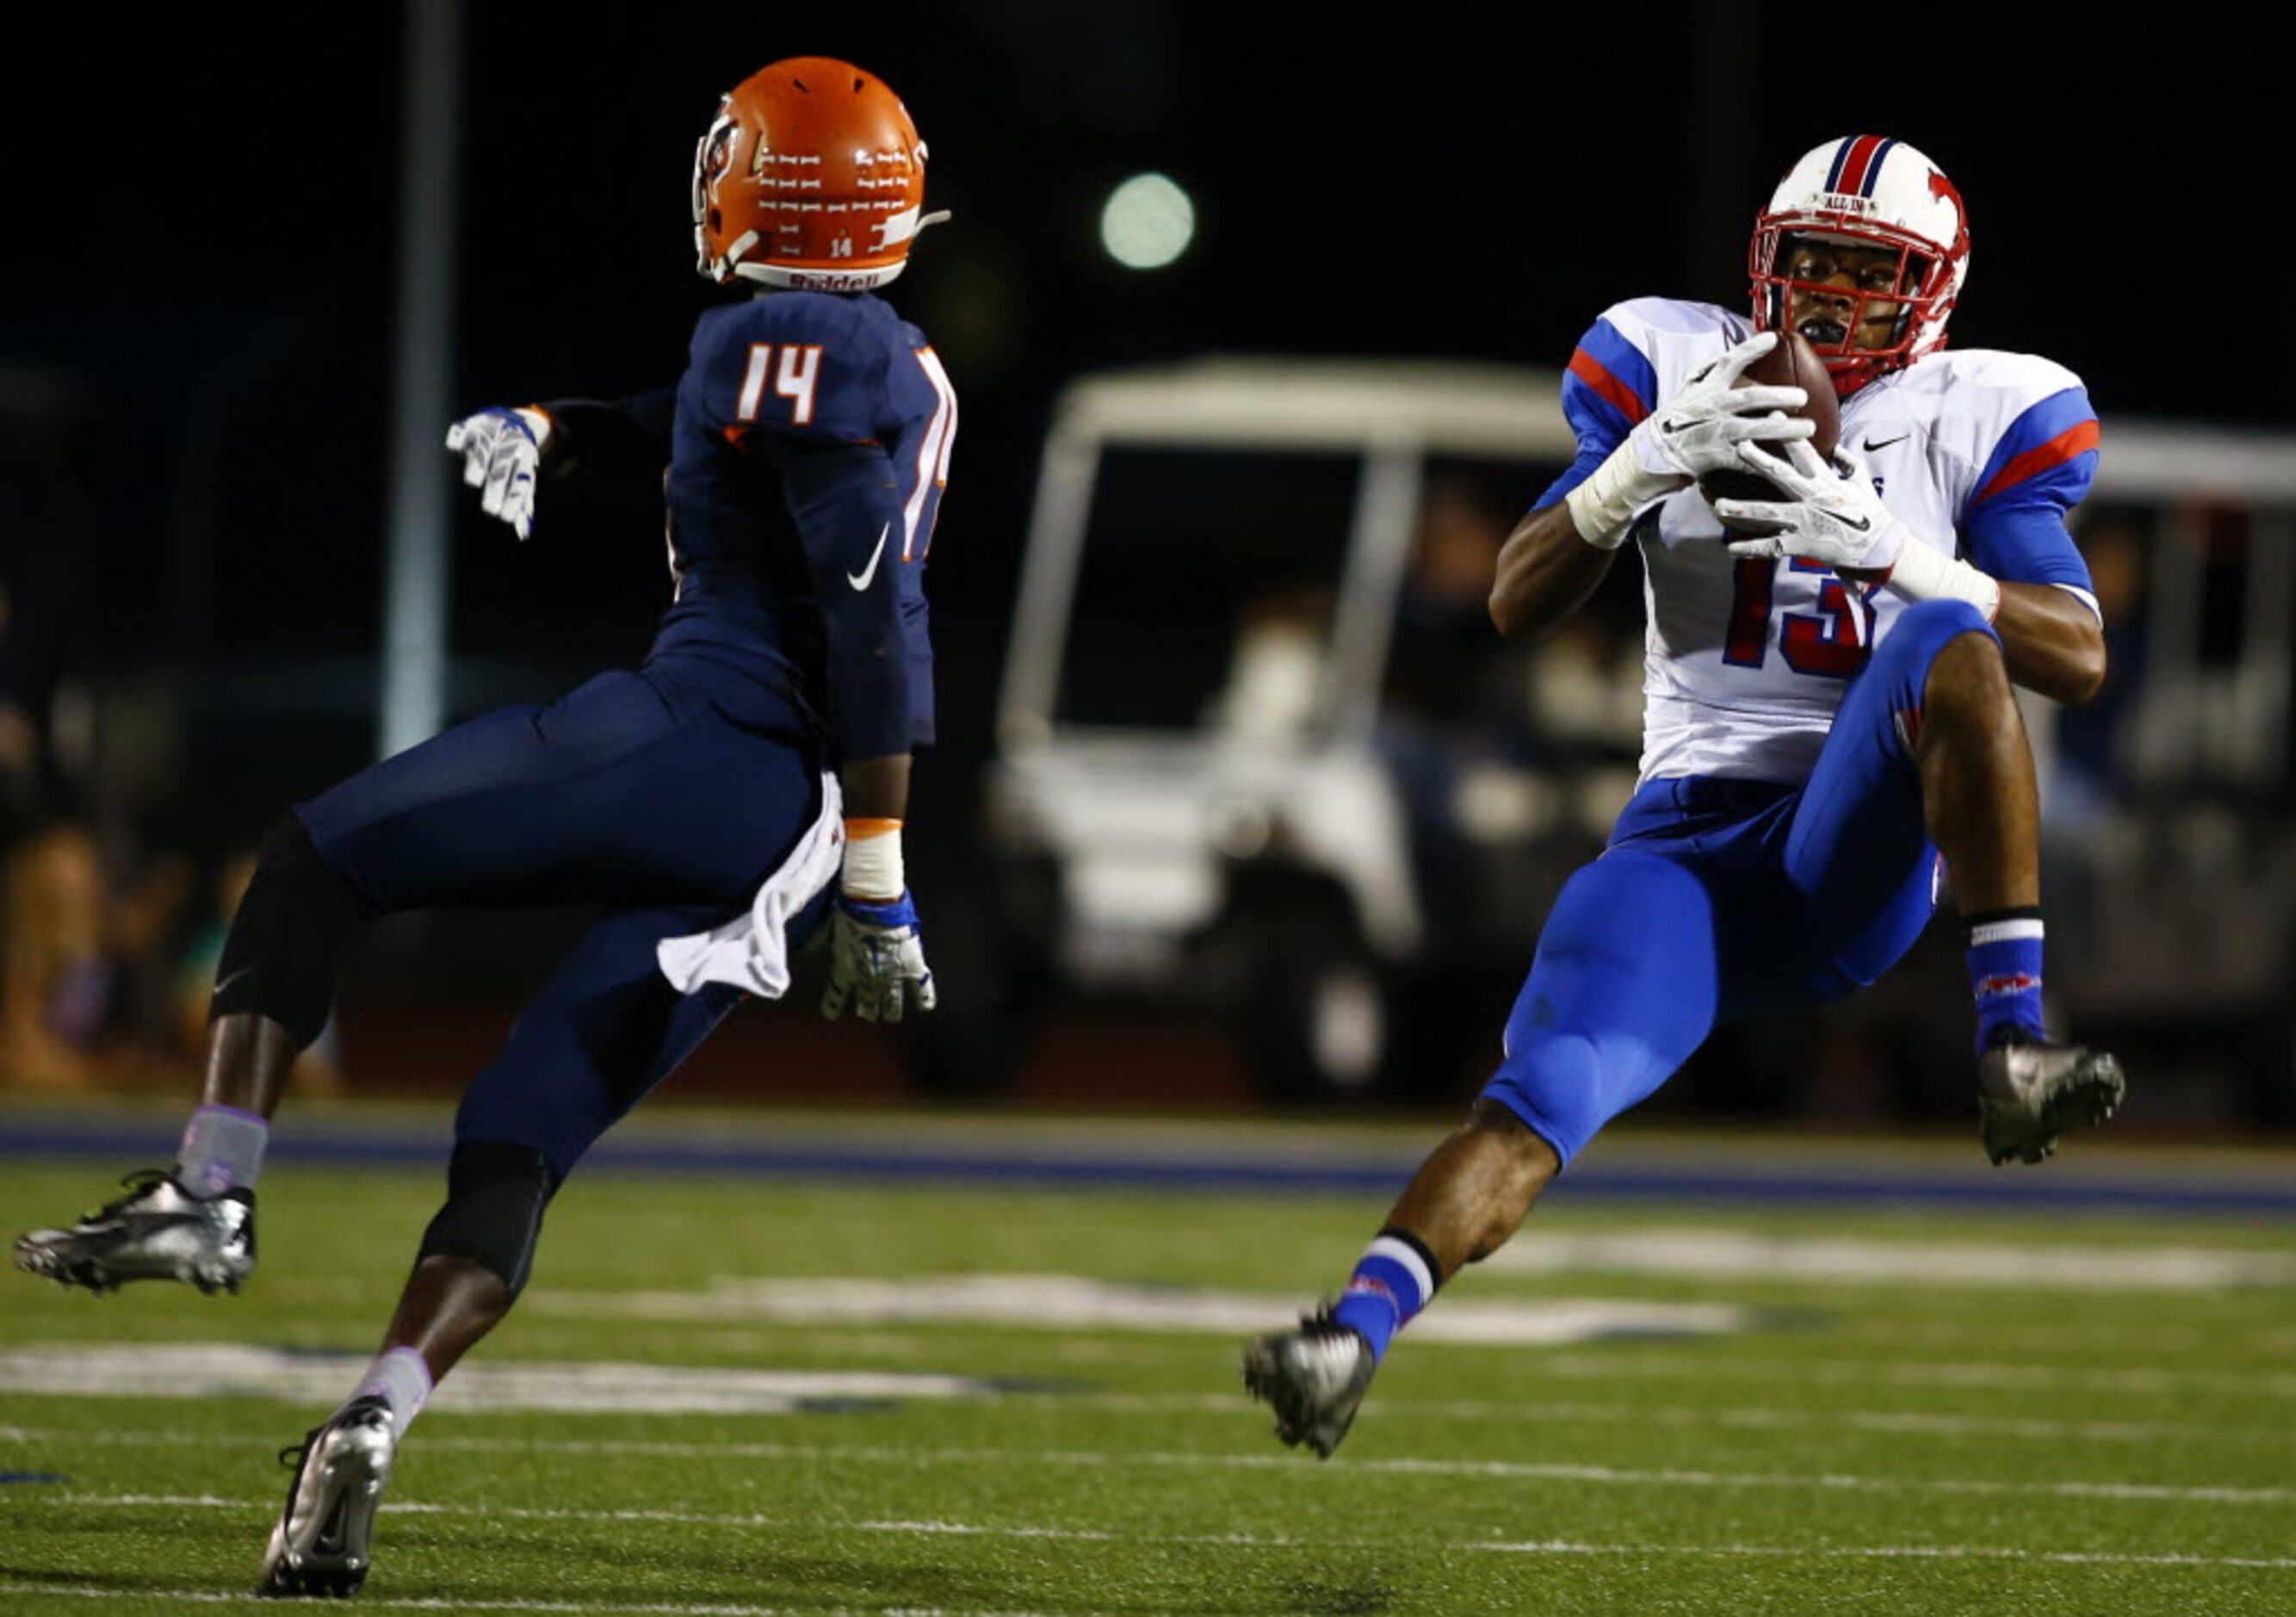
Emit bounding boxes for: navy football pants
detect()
[294,656,823,1181]
[1483,598,1996,1163]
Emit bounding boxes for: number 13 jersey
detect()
[1537,296,2101,786]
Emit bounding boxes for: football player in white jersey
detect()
[1243,134,2126,1459]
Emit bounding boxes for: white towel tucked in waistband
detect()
[655,771,844,998]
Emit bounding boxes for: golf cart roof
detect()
[1048,355,1576,459]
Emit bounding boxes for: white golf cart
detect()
[947,356,1621,1101]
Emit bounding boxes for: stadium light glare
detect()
[1099,172,1194,270]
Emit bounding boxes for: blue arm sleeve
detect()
[1962,387,2100,594]
[1532,316,1655,511]
[764,436,918,759]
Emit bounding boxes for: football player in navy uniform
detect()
[15,58,955,1596]
[1242,136,2127,1460]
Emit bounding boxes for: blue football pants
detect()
[1483,598,1997,1163]
[294,656,824,1181]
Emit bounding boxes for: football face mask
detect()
[1748,135,1970,395]
[691,56,944,293]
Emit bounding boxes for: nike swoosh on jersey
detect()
[1862,435,1909,452]
[848,524,891,591]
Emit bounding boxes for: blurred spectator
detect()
[3,820,124,1088]
[1207,583,1334,742]
[1373,477,1537,918]
[1525,610,1644,759]
[1382,474,1528,736]
[2,815,206,1091]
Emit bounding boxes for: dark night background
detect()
[0,7,2284,1115]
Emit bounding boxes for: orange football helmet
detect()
[691,57,943,292]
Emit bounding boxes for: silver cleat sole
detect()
[1979,1044,2126,1165]
[15,1236,248,1296]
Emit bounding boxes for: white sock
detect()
[175,1105,269,1198]
[353,1347,434,1432]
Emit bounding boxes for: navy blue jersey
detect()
[629,289,954,759]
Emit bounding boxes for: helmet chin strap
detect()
[715,212,950,291]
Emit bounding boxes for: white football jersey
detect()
[1550,297,2101,785]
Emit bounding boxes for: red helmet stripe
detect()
[1567,347,1650,426]
[1974,421,2101,505]
[1834,135,1889,198]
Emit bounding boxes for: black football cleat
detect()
[259,1396,398,1599]
[1977,1026,2127,1166]
[1241,1306,1377,1459]
[14,1170,255,1295]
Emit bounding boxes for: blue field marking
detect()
[0,1472,70,1484]
[3,1117,2292,1215]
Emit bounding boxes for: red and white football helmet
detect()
[1748,136,1970,395]
[691,57,943,293]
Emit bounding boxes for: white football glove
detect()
[1629,330,1816,482]
[1717,437,1913,575]
[444,407,551,541]
[821,890,937,1024]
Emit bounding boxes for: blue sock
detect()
[1328,1229,1438,1363]
[1966,908,2045,1054]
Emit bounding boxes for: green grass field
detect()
[2,1107,2292,1615]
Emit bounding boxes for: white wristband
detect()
[1564,441,1681,551]
[841,821,906,901]
[1885,542,2001,622]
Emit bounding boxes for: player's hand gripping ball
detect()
[1698,329,1840,527]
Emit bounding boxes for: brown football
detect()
[1698,328,1840,520]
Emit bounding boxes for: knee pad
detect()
[416,1141,558,1298]
[210,816,367,1047]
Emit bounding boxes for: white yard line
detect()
[20,1425,2293,1505]
[1478,1227,2296,1290]
[13,1390,2273,1450]
[11,1497,2295,1577]
[1528,1353,2296,1397]
[983,1393,2268,1444]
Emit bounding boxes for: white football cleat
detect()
[259,1396,398,1599]
[1977,1028,2126,1165]
[1241,1307,1377,1459]
[14,1170,255,1295]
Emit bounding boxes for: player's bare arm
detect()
[1990,582,2106,705]
[1487,499,1616,640]
[840,752,911,823]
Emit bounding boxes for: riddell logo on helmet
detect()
[783,267,883,292]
